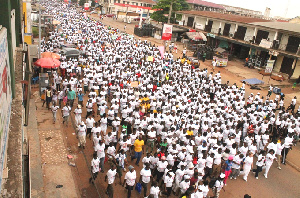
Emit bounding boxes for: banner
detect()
[265,60,275,73]
[158,46,165,58]
[0,28,12,191]
[162,24,172,41]
[84,3,89,10]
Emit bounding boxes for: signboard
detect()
[0,28,12,192]
[259,39,272,49]
[265,60,275,73]
[213,56,228,67]
[162,24,172,41]
[130,81,139,87]
[147,56,153,62]
[84,3,89,10]
[195,23,204,30]
[158,46,165,58]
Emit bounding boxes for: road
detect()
[35,13,300,198]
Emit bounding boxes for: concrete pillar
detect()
[253,27,257,36]
[274,31,278,40]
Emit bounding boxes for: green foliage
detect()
[32,27,39,38]
[79,0,85,6]
[91,0,96,7]
[71,0,78,4]
[151,0,189,22]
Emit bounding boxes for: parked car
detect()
[60,48,80,58]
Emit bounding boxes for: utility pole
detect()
[38,0,41,59]
[167,1,173,24]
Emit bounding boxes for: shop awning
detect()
[186,32,207,41]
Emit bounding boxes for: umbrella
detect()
[41,52,61,59]
[34,58,61,69]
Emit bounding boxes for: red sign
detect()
[162,24,172,41]
[189,29,196,32]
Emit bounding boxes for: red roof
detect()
[186,0,224,10]
[177,10,270,24]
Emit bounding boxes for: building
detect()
[221,4,263,18]
[264,7,271,19]
[98,0,156,17]
[289,16,300,24]
[177,10,300,79]
[186,0,225,12]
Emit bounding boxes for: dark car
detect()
[60,48,80,58]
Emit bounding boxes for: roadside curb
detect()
[286,160,300,172]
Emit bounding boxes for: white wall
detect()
[291,59,300,79]
[244,26,255,41]
[229,23,237,35]
[267,31,276,41]
[279,34,289,51]
[194,17,206,29]
[211,20,221,34]
[273,55,283,72]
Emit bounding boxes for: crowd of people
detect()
[40,1,300,198]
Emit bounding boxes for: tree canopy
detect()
[151,0,189,23]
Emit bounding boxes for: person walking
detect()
[276,140,284,170]
[96,139,106,173]
[264,149,275,178]
[77,121,87,149]
[46,87,52,110]
[123,165,136,198]
[223,155,233,185]
[74,105,82,126]
[242,152,253,182]
[105,164,118,198]
[253,151,265,179]
[131,135,144,166]
[139,163,152,198]
[62,103,71,125]
[51,102,59,124]
[89,153,100,184]
[67,88,76,108]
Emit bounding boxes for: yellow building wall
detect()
[23,2,27,33]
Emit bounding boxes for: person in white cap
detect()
[213,173,225,198]
[77,121,87,149]
[74,104,82,126]
[179,175,190,196]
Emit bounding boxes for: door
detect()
[255,30,269,45]
[280,57,294,74]
[204,20,213,32]
[234,26,247,40]
[187,17,194,27]
[286,36,300,53]
[223,23,231,36]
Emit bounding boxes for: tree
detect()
[71,0,78,4]
[151,0,189,23]
[79,0,85,6]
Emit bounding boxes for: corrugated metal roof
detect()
[177,10,269,24]
[250,22,300,34]
[186,0,225,9]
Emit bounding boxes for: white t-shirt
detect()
[91,157,100,173]
[140,168,151,183]
[125,171,136,186]
[107,169,117,184]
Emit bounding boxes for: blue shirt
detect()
[225,160,233,171]
[78,93,84,101]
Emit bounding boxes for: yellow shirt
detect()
[187,130,193,136]
[134,139,144,152]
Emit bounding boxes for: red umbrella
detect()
[34,58,61,69]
